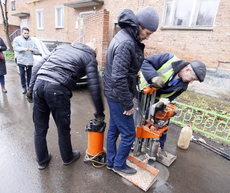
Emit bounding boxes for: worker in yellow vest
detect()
[139,53,206,156]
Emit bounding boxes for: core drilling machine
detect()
[132,86,177,166]
[114,87,177,192]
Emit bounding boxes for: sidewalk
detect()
[0,61,229,193]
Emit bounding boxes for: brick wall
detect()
[4,0,230,69]
[84,9,109,66]
[104,0,230,69]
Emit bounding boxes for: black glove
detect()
[26,90,33,103]
[94,112,105,122]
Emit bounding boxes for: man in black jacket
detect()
[103,7,159,175]
[27,43,105,170]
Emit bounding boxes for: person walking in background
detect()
[13,27,39,94]
[27,43,105,170]
[139,53,206,156]
[103,7,159,175]
[0,37,8,93]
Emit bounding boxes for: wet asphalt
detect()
[0,61,229,193]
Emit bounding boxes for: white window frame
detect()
[20,19,28,29]
[79,11,94,29]
[36,9,43,30]
[55,5,64,28]
[78,11,94,43]
[162,0,220,30]
[11,0,16,11]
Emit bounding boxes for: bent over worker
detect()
[139,53,206,156]
[27,43,105,170]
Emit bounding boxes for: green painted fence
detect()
[171,101,230,143]
[3,51,14,61]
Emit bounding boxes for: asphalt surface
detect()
[0,61,229,193]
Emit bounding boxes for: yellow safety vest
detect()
[138,55,179,99]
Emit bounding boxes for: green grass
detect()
[174,90,230,117]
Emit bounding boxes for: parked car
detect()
[14,37,87,85]
[32,37,72,65]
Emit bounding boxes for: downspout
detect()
[32,2,35,36]
[65,0,68,41]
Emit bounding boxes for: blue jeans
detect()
[106,99,136,170]
[18,65,32,89]
[0,75,5,84]
[33,79,73,165]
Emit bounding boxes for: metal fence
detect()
[3,51,14,61]
[171,101,230,143]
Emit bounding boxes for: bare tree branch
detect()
[0,0,13,51]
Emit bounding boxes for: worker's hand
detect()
[151,76,165,88]
[94,112,105,122]
[26,90,33,103]
[123,108,134,116]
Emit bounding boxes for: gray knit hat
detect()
[190,60,206,82]
[136,7,159,32]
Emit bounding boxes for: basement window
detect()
[162,0,220,30]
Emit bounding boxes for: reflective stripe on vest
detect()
[157,55,179,83]
[138,71,149,91]
[155,90,178,100]
[138,55,179,91]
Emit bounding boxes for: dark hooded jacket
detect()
[141,53,190,101]
[0,37,7,76]
[103,9,145,111]
[29,43,104,115]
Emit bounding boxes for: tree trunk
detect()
[0,0,13,52]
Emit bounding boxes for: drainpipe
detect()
[65,0,68,41]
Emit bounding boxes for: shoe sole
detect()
[113,168,137,175]
[106,166,113,170]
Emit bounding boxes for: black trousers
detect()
[33,79,73,165]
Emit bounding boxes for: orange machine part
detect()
[87,131,104,156]
[155,103,176,121]
[143,87,158,95]
[136,124,169,139]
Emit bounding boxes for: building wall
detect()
[4,0,230,69]
[84,9,109,66]
[103,0,230,69]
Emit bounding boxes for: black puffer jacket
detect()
[103,9,145,111]
[0,38,7,76]
[29,43,104,114]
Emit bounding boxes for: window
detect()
[55,5,64,28]
[163,0,220,29]
[11,0,16,11]
[36,9,43,30]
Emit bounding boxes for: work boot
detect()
[159,149,167,157]
[38,152,52,170]
[63,150,80,166]
[114,165,137,175]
